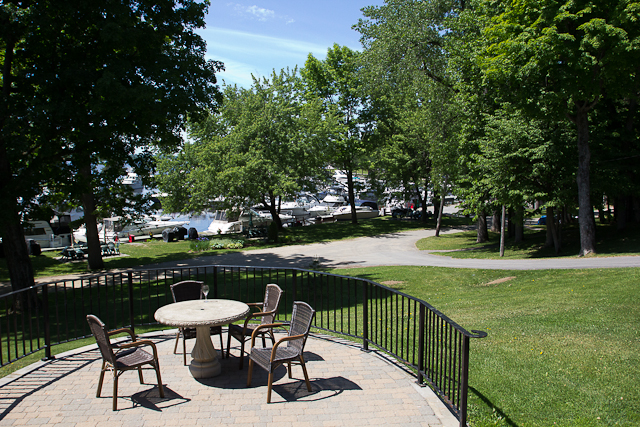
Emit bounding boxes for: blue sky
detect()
[198,1,384,88]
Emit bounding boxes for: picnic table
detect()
[60,245,86,261]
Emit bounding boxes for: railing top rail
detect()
[26,263,487,339]
[0,282,46,299]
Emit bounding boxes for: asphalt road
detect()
[143,227,640,271]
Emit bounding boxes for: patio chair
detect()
[227,283,283,369]
[86,314,164,411]
[246,301,316,403]
[170,280,224,365]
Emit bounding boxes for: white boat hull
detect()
[332,206,380,221]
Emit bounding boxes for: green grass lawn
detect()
[416,222,640,259]
[335,266,640,427]
[2,216,639,426]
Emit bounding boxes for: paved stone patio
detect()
[0,330,458,427]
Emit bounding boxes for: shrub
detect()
[190,237,210,252]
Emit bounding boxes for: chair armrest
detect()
[247,302,264,308]
[270,334,306,361]
[108,328,136,342]
[242,308,277,331]
[117,339,160,359]
[250,323,283,347]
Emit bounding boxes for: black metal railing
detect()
[0,265,486,426]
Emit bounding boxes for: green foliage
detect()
[156,68,328,229]
[1,0,223,281]
[301,44,375,222]
[189,237,211,252]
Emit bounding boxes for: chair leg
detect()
[287,362,292,378]
[246,359,254,386]
[219,333,225,358]
[226,328,233,359]
[97,362,106,397]
[261,333,266,348]
[183,333,188,366]
[173,330,181,354]
[138,367,144,384]
[155,362,165,398]
[300,355,312,392]
[267,372,274,403]
[238,338,246,370]
[112,372,119,411]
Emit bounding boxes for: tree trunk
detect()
[346,169,358,225]
[0,35,36,293]
[575,108,597,255]
[266,191,284,231]
[490,209,501,233]
[435,183,445,237]
[432,190,441,222]
[514,206,524,243]
[500,205,506,257]
[632,196,640,223]
[545,206,561,254]
[598,206,607,224]
[1,214,36,293]
[79,164,104,270]
[507,207,515,238]
[420,178,429,224]
[476,211,488,243]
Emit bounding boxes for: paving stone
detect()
[0,331,459,427]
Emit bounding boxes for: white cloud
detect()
[199,27,329,87]
[226,3,293,24]
[246,5,275,21]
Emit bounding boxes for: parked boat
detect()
[23,220,72,248]
[278,194,321,218]
[332,205,380,221]
[74,216,188,243]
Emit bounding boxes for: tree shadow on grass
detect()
[469,386,519,427]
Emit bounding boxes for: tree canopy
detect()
[156,69,329,230]
[1,0,223,287]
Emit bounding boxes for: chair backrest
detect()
[286,301,315,353]
[260,284,284,325]
[86,314,116,365]
[170,280,204,303]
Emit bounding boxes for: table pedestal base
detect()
[189,325,221,378]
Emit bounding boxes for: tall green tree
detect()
[355,0,463,227]
[1,0,222,285]
[478,0,640,255]
[156,69,328,230]
[301,44,374,224]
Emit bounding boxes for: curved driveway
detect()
[148,227,640,271]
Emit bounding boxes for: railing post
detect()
[213,266,218,298]
[41,284,53,361]
[362,281,368,351]
[417,303,425,385]
[459,334,471,427]
[292,269,297,301]
[128,272,135,335]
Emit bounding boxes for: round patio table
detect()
[155,299,250,378]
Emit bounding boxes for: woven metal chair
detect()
[246,301,315,403]
[86,314,164,411]
[227,283,283,369]
[170,280,224,365]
